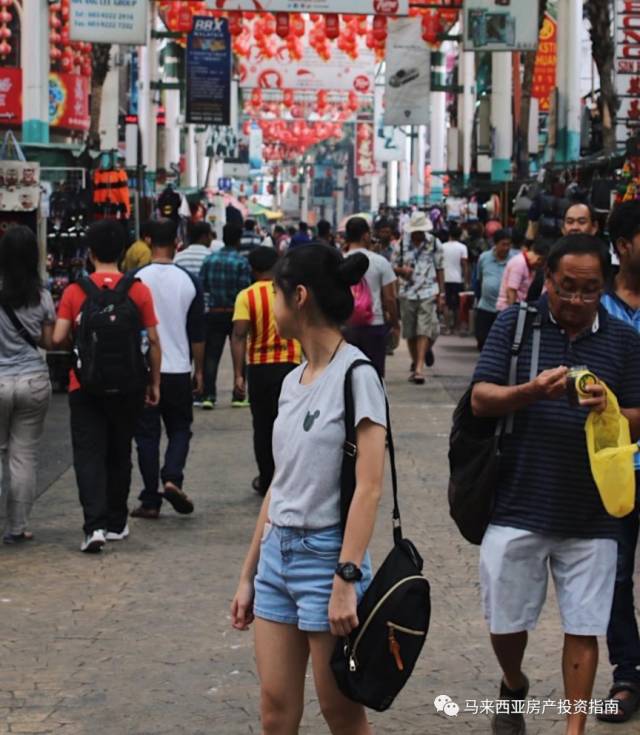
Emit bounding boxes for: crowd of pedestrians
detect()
[1,200,640,733]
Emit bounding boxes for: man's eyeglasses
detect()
[549,275,602,304]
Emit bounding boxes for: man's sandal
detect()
[597,682,640,723]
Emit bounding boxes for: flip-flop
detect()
[597,683,640,723]
[413,374,426,385]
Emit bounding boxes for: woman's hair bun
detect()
[337,252,369,286]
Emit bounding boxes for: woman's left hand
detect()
[328,578,359,637]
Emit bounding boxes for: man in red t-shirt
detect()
[53,221,161,553]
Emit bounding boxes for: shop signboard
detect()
[532,12,557,113]
[205,1,409,15]
[463,0,539,52]
[186,17,232,125]
[0,161,40,212]
[49,73,90,131]
[0,68,21,126]
[239,39,375,93]
[69,0,148,45]
[374,84,404,161]
[614,0,640,146]
[384,18,431,126]
[355,121,376,177]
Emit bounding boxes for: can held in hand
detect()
[567,365,598,406]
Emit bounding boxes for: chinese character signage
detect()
[206,1,409,15]
[187,17,232,125]
[463,0,539,52]
[70,0,148,45]
[615,0,640,146]
[532,12,557,112]
[49,73,90,132]
[356,121,376,177]
[0,68,21,126]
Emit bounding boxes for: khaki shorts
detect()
[400,298,440,341]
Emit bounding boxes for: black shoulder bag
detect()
[448,302,542,545]
[331,359,431,712]
[1,304,39,350]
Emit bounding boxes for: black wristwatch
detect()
[335,562,363,583]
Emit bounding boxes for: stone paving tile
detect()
[0,338,638,734]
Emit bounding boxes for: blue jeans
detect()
[135,373,193,509]
[606,499,640,684]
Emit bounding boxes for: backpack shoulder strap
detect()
[342,359,401,544]
[76,277,102,299]
[1,304,38,350]
[114,274,139,296]
[504,303,539,434]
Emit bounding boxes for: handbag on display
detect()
[331,360,431,712]
[448,303,541,544]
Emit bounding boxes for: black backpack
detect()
[73,275,148,396]
[448,303,541,544]
[331,360,431,712]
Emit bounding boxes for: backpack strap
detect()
[76,277,103,298]
[1,304,38,350]
[114,274,140,295]
[341,359,402,545]
[504,302,540,435]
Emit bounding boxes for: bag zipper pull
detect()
[388,625,404,671]
[349,656,357,672]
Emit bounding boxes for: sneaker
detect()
[3,531,34,545]
[80,529,106,553]
[231,391,250,408]
[491,676,529,735]
[106,524,130,541]
[202,399,215,411]
[193,398,204,409]
[130,506,160,519]
[163,482,195,515]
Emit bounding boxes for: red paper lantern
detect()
[325,13,339,40]
[275,12,289,39]
[372,15,387,42]
[228,10,243,36]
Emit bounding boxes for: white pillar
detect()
[185,125,198,188]
[491,52,513,182]
[387,160,398,207]
[99,46,120,151]
[398,125,411,206]
[565,0,582,161]
[196,128,209,188]
[21,0,49,143]
[430,93,447,202]
[460,50,476,184]
[138,11,158,175]
[300,174,309,223]
[370,172,380,212]
[335,162,346,226]
[163,41,181,171]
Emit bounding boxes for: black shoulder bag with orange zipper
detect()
[331,359,431,712]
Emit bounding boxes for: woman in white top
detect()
[0,226,54,543]
[231,244,388,734]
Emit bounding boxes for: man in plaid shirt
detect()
[198,224,252,409]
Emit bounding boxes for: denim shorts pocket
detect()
[261,521,274,545]
[300,528,342,558]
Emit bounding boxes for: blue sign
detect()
[186,17,231,126]
[218,177,233,193]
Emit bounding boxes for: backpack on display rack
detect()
[331,360,431,712]
[73,275,148,396]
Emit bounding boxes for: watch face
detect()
[342,563,357,579]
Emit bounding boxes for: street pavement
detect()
[1,335,638,734]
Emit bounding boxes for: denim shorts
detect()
[254,523,372,632]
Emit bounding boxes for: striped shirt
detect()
[174,245,211,282]
[233,280,302,366]
[601,291,640,470]
[473,295,640,539]
[199,247,252,310]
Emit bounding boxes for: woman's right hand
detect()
[231,579,255,631]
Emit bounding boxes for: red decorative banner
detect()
[355,121,376,177]
[49,73,90,131]
[0,68,22,125]
[532,13,557,113]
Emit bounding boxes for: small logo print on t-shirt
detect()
[303,410,320,432]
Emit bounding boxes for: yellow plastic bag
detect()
[585,384,638,518]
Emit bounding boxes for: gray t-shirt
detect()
[268,344,387,529]
[0,289,55,377]
[345,248,397,326]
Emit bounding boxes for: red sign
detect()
[616,0,640,142]
[355,121,376,177]
[0,68,22,125]
[49,73,90,132]
[532,13,557,113]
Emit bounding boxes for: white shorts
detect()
[480,524,617,636]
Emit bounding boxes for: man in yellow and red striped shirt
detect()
[232,247,301,495]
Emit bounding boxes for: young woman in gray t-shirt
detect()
[231,244,388,734]
[0,226,54,544]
